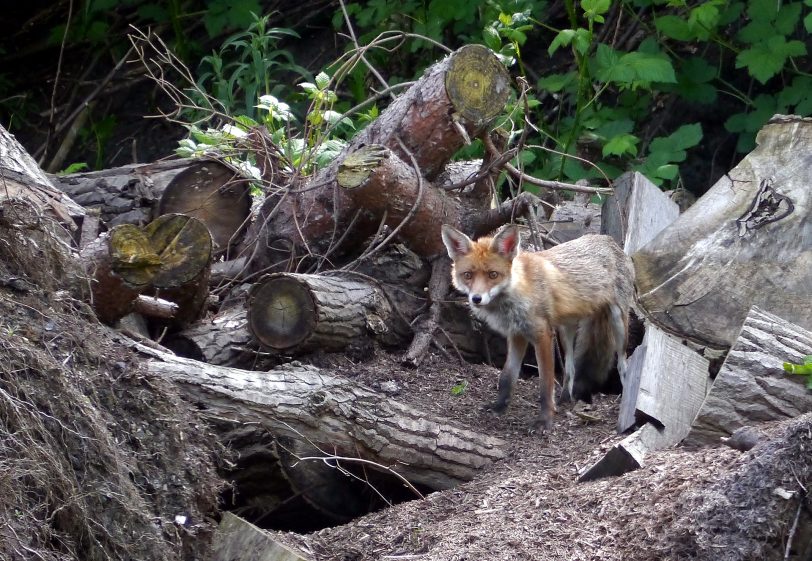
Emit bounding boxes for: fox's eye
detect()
[488,271,499,279]
[462,271,473,280]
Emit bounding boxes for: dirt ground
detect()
[0,199,807,561]
[263,349,812,561]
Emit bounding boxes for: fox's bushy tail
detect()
[571,305,622,401]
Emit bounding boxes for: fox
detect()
[441,223,635,430]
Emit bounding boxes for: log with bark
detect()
[241,44,517,276]
[138,343,506,491]
[82,213,212,324]
[633,115,812,348]
[52,158,252,255]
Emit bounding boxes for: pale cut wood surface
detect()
[634,115,812,347]
[601,171,679,254]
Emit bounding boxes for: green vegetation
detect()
[1,0,809,183]
[784,355,812,389]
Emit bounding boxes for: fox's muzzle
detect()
[471,294,483,305]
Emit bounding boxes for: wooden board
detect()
[580,325,709,480]
[211,512,310,561]
[601,171,679,253]
[684,306,812,447]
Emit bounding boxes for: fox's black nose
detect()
[471,294,482,305]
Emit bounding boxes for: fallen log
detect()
[684,306,812,447]
[242,44,512,274]
[633,115,812,347]
[81,214,212,324]
[140,345,506,490]
[51,158,251,256]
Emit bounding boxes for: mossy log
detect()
[633,115,812,347]
[52,158,251,256]
[82,214,212,324]
[243,44,512,274]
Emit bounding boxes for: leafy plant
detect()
[193,12,311,120]
[784,355,812,389]
[450,381,468,396]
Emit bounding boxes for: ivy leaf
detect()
[736,36,807,84]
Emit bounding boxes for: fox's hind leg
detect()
[557,323,577,403]
[609,303,629,387]
[491,334,528,413]
[532,327,557,430]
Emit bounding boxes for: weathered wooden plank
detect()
[617,336,646,433]
[211,512,311,561]
[580,325,709,480]
[635,325,710,427]
[601,171,679,253]
[684,306,812,447]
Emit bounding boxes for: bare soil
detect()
[265,349,812,561]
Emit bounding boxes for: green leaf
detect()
[619,51,676,83]
[483,25,501,50]
[451,381,468,396]
[774,2,803,34]
[602,133,639,157]
[674,57,718,103]
[656,15,692,41]
[548,29,576,55]
[805,11,812,32]
[736,36,807,84]
[537,71,577,92]
[652,122,703,153]
[57,162,89,175]
[315,71,331,90]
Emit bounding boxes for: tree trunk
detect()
[143,345,506,490]
[242,44,512,274]
[633,115,812,348]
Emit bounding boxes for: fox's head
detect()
[441,224,520,307]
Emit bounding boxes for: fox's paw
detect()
[484,399,509,414]
[529,413,554,433]
[559,387,573,404]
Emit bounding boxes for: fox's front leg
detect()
[533,327,557,430]
[490,334,528,413]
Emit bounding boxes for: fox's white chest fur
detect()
[470,286,536,339]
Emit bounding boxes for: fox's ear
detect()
[492,225,520,259]
[441,225,473,259]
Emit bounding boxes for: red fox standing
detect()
[441,224,635,430]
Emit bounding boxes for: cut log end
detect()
[109,224,162,287]
[145,213,212,289]
[445,44,511,125]
[337,145,390,190]
[248,275,317,350]
[158,160,251,254]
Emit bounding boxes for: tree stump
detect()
[82,214,212,324]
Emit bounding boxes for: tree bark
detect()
[52,158,251,257]
[81,214,212,324]
[633,115,812,348]
[142,345,506,490]
[684,306,812,447]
